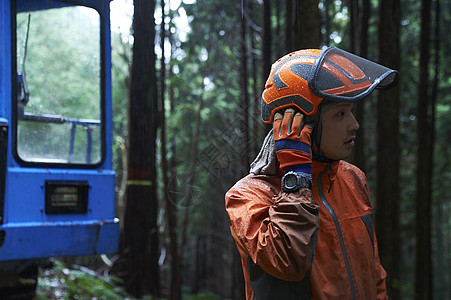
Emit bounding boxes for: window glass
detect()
[16,5,101,164]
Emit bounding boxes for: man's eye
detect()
[337,111,345,117]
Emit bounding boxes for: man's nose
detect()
[349,113,360,131]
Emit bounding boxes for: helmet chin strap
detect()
[311,105,336,164]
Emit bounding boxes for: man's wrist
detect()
[281,171,312,192]
[283,165,312,180]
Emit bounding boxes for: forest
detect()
[35,0,450,299]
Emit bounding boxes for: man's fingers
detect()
[280,108,294,135]
[290,111,303,136]
[285,108,295,114]
[273,112,283,139]
[273,108,307,138]
[274,112,283,121]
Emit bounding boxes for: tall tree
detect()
[415,0,433,298]
[159,1,181,299]
[348,0,369,55]
[260,0,272,137]
[248,0,262,157]
[348,0,370,171]
[262,0,272,84]
[321,0,332,47]
[118,0,160,297]
[431,0,442,295]
[286,0,320,51]
[240,1,250,174]
[376,0,401,298]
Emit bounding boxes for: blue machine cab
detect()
[0,0,119,293]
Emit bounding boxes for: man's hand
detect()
[273,108,313,181]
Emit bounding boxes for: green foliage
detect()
[319,0,350,47]
[36,259,220,300]
[161,0,244,199]
[111,30,131,179]
[36,260,136,300]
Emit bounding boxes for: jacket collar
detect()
[312,160,340,182]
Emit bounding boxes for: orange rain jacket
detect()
[226,159,388,300]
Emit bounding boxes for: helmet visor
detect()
[308,47,399,102]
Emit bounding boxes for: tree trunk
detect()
[348,0,370,171]
[119,0,160,297]
[431,0,440,295]
[358,0,369,58]
[353,0,369,171]
[249,0,261,158]
[322,0,331,46]
[285,0,292,52]
[286,0,320,51]
[415,0,433,298]
[159,1,181,299]
[178,88,204,295]
[376,0,401,299]
[348,0,358,53]
[262,0,272,84]
[260,0,272,135]
[240,0,250,175]
[167,54,180,300]
[275,0,282,59]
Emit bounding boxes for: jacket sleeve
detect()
[225,175,320,281]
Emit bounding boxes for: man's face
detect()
[316,103,360,161]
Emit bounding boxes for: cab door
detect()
[0,0,118,261]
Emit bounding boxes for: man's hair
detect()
[305,99,335,126]
[319,99,337,112]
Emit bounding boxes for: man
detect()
[225,47,398,299]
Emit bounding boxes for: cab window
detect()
[15,4,102,165]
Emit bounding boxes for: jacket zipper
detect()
[317,165,356,300]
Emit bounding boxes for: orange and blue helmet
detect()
[261,47,399,123]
